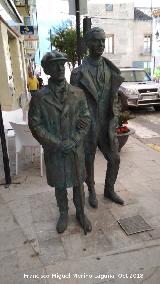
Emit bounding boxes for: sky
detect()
[35,0,160,63]
[36,0,69,60]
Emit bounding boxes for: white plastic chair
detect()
[10,122,43,177]
[2,108,24,129]
[2,109,24,153]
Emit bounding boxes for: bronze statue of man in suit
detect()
[71,27,124,208]
[28,50,92,233]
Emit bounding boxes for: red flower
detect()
[116,126,129,134]
[117,111,131,134]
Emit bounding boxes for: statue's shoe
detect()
[88,192,98,208]
[76,213,92,232]
[56,213,68,233]
[104,190,124,205]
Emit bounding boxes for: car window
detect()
[134,70,151,82]
[121,70,151,82]
[121,71,135,82]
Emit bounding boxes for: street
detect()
[128,107,160,149]
[1,130,160,283]
[1,0,160,282]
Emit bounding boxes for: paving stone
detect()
[133,266,160,284]
[61,233,84,259]
[4,198,40,252]
[36,226,58,243]
[136,197,160,218]
[0,213,19,233]
[0,204,12,217]
[1,136,160,283]
[0,194,5,204]
[30,192,58,223]
[45,252,136,284]
[38,237,66,265]
[0,245,42,277]
[17,244,42,271]
[0,249,19,276]
[109,203,143,220]
[34,221,57,235]
[46,243,160,283]
[0,228,26,251]
[147,215,160,227]
[0,204,19,233]
[0,267,49,284]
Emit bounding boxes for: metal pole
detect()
[74,151,87,235]
[151,0,154,77]
[50,29,52,51]
[0,105,11,185]
[75,0,81,65]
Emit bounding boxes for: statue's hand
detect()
[61,140,75,154]
[77,118,88,129]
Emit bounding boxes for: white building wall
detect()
[0,22,15,110]
[0,21,27,110]
[133,20,152,62]
[88,2,152,68]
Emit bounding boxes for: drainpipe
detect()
[75,0,81,65]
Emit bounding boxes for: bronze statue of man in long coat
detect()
[71,27,124,208]
[28,50,92,233]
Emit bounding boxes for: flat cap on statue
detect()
[84,27,106,42]
[41,50,68,68]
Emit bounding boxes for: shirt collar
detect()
[85,56,103,67]
[48,78,67,92]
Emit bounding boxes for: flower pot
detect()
[117,129,135,152]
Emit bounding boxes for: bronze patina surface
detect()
[28,50,92,234]
[71,27,124,208]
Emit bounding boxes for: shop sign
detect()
[20,26,34,35]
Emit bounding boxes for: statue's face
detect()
[87,31,105,58]
[46,60,65,81]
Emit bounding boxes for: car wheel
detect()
[118,94,128,112]
[154,105,160,111]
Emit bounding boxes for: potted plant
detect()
[116,111,135,151]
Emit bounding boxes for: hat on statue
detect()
[41,50,67,69]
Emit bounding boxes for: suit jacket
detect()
[28,81,90,187]
[70,56,124,153]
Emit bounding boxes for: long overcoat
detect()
[70,57,124,153]
[28,83,90,188]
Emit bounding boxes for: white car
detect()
[118,68,160,111]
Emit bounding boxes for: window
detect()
[144,61,151,75]
[144,35,152,54]
[24,16,31,26]
[144,62,151,69]
[105,35,114,54]
[105,4,113,11]
[14,0,26,6]
[120,4,126,9]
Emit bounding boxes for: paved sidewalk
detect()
[0,136,160,284]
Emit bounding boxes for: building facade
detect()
[88,2,152,72]
[0,0,38,110]
[152,9,160,75]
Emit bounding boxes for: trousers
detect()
[85,136,120,190]
[55,185,85,213]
